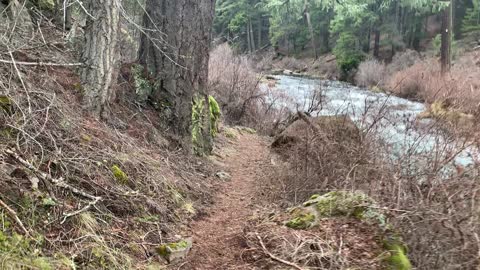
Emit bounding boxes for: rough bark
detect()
[373,28,380,58]
[304,0,317,59]
[138,0,216,151]
[81,0,120,118]
[441,0,453,74]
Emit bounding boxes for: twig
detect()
[0,58,83,67]
[0,198,30,236]
[4,149,102,221]
[297,111,320,133]
[255,232,306,270]
[61,196,101,224]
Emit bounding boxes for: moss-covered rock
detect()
[157,238,192,263]
[285,191,411,270]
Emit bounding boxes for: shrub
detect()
[355,59,386,88]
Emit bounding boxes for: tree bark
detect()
[81,0,120,118]
[249,18,256,52]
[304,0,318,59]
[441,0,453,74]
[138,0,216,151]
[373,28,380,58]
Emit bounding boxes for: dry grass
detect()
[355,59,386,88]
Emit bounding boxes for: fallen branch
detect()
[255,233,306,270]
[0,59,83,67]
[0,198,30,236]
[297,111,320,133]
[4,149,101,221]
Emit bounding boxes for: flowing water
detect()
[271,75,478,169]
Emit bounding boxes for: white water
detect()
[272,75,478,169]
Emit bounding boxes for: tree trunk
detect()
[373,28,380,58]
[249,18,256,52]
[441,0,453,74]
[247,24,252,53]
[138,0,216,152]
[81,0,120,118]
[257,17,262,48]
[304,0,318,59]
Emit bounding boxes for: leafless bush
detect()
[355,59,386,87]
[386,49,421,75]
[275,56,307,72]
[209,43,296,133]
[387,54,480,114]
[209,43,262,123]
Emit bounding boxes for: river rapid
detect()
[271,75,478,172]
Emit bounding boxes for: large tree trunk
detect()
[138,0,216,152]
[441,0,453,74]
[81,0,120,118]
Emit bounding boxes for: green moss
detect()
[383,241,412,270]
[0,95,13,114]
[192,95,222,155]
[111,165,128,184]
[299,192,411,269]
[157,240,190,257]
[285,212,316,229]
[209,95,221,137]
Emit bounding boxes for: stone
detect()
[157,237,193,264]
[215,171,231,181]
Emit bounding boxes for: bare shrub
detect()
[274,56,307,72]
[386,54,480,114]
[355,59,386,87]
[208,43,262,124]
[209,43,296,133]
[387,49,421,75]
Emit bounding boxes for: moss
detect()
[383,241,412,270]
[285,212,316,229]
[111,165,128,184]
[0,95,13,114]
[240,127,257,134]
[224,128,237,139]
[298,192,411,269]
[192,95,222,155]
[209,95,221,137]
[157,240,190,257]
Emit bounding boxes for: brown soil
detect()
[183,131,270,270]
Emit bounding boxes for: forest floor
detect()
[183,130,271,270]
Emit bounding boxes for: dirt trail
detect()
[185,132,270,270]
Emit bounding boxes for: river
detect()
[271,75,478,170]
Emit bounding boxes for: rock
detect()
[271,69,284,75]
[215,171,231,181]
[284,191,412,270]
[283,69,294,75]
[265,75,278,81]
[157,238,193,264]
